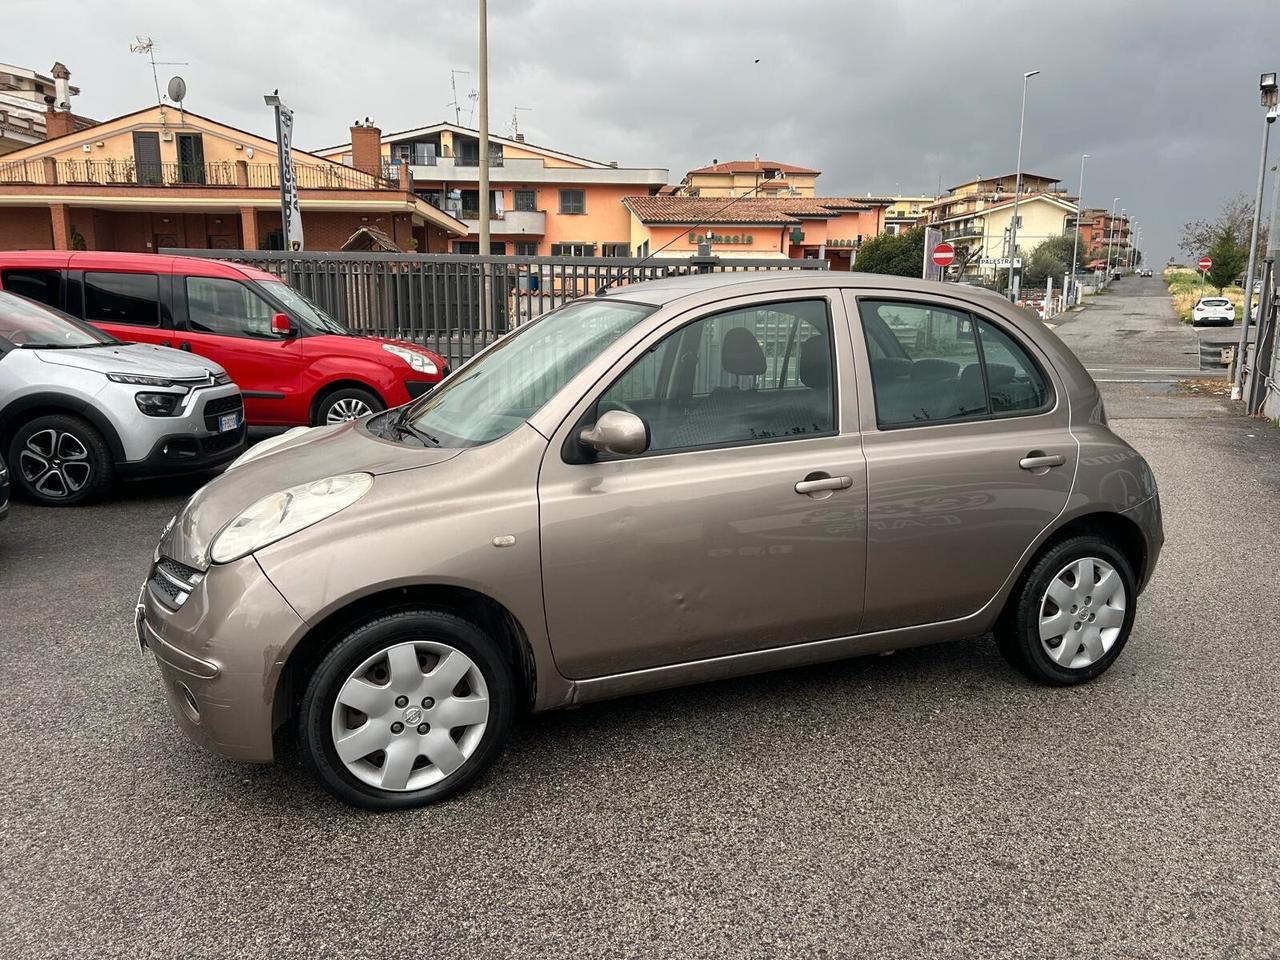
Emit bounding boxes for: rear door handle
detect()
[177,341,191,352]
[795,474,852,495]
[1019,453,1066,470]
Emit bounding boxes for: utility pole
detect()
[477,0,491,334]
[1008,70,1040,301]
[1235,71,1278,400]
[1247,138,1280,413]
[1068,153,1088,304]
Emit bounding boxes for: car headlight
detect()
[381,343,438,375]
[135,392,183,416]
[108,372,181,387]
[225,426,310,471]
[210,473,373,564]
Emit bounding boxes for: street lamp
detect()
[1104,200,1120,283]
[1007,69,1039,301]
[1234,71,1279,399]
[1068,153,1088,303]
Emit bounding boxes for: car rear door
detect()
[77,268,174,347]
[172,274,307,425]
[538,292,867,679]
[845,290,1077,632]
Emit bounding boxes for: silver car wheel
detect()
[1038,557,1127,669]
[17,428,92,499]
[326,398,373,424]
[330,640,490,792]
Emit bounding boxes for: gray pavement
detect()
[2,279,1278,959]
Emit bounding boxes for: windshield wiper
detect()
[390,406,440,447]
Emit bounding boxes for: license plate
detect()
[218,412,240,433]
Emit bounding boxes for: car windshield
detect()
[0,291,119,350]
[397,298,655,447]
[257,280,350,335]
[1201,299,1230,307]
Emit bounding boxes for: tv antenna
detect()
[448,69,470,125]
[129,37,187,106]
[511,105,532,138]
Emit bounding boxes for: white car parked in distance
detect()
[1191,297,1235,327]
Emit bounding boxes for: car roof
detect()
[0,250,278,283]
[596,269,1016,311]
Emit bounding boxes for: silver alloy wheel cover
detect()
[17,428,92,499]
[330,640,490,792]
[1038,557,1127,669]
[326,397,373,423]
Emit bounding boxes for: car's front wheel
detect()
[314,387,384,426]
[298,610,516,810]
[995,535,1137,685]
[8,414,114,506]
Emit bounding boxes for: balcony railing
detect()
[0,158,396,191]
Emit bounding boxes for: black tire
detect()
[8,413,114,506]
[994,534,1137,686]
[298,609,516,810]
[313,387,384,426]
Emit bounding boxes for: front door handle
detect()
[795,474,852,495]
[1019,453,1066,470]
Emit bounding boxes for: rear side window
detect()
[858,299,1051,427]
[84,272,160,326]
[1,269,63,309]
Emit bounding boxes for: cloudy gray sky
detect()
[10,0,1280,263]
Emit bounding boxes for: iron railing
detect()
[163,250,830,366]
[0,158,395,191]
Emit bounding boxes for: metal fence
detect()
[165,250,829,365]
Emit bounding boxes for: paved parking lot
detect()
[2,279,1278,959]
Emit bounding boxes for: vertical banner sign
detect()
[922,227,943,281]
[272,99,304,251]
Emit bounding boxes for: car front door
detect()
[846,291,1077,632]
[538,293,867,680]
[174,275,307,425]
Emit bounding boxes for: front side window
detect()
[259,281,348,335]
[186,277,278,337]
[596,299,836,454]
[858,299,1051,426]
[83,271,161,326]
[514,189,537,212]
[559,189,585,214]
[402,299,653,447]
[1,268,62,309]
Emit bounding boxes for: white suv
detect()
[0,292,245,506]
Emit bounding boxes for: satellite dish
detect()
[166,76,187,103]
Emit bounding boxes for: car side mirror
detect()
[578,410,649,457]
[271,312,295,336]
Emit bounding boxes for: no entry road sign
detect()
[932,242,956,267]
[1198,256,1213,271]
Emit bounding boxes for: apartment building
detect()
[0,61,95,155]
[678,158,820,198]
[316,121,668,256]
[883,195,934,235]
[0,102,465,253]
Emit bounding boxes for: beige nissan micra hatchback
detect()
[138,273,1162,809]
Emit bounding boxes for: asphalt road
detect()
[2,279,1278,959]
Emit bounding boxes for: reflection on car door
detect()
[846,291,1077,632]
[175,276,307,425]
[539,294,867,679]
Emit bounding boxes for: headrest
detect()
[871,357,911,381]
[721,326,766,377]
[960,363,985,387]
[911,358,959,382]
[798,334,830,389]
[985,362,1015,386]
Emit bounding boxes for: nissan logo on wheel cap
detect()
[402,706,423,725]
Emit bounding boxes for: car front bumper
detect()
[115,385,247,475]
[137,553,305,762]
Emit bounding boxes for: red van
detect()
[0,252,448,426]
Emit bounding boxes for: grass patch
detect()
[1165,267,1243,323]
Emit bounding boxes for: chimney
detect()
[349,120,383,176]
[513,132,525,142]
[44,62,77,140]
[753,153,761,170]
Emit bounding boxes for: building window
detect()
[559,189,586,215]
[515,241,539,256]
[600,243,629,257]
[83,272,161,326]
[514,189,537,212]
[489,242,507,255]
[453,241,480,254]
[550,242,596,257]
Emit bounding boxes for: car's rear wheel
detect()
[298,610,515,810]
[8,414,113,506]
[314,387,383,426]
[995,535,1136,685]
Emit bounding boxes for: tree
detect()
[856,225,926,277]
[1204,225,1248,293]
[1179,192,1267,261]
[1022,234,1090,287]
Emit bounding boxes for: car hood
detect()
[35,341,227,378]
[161,419,460,569]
